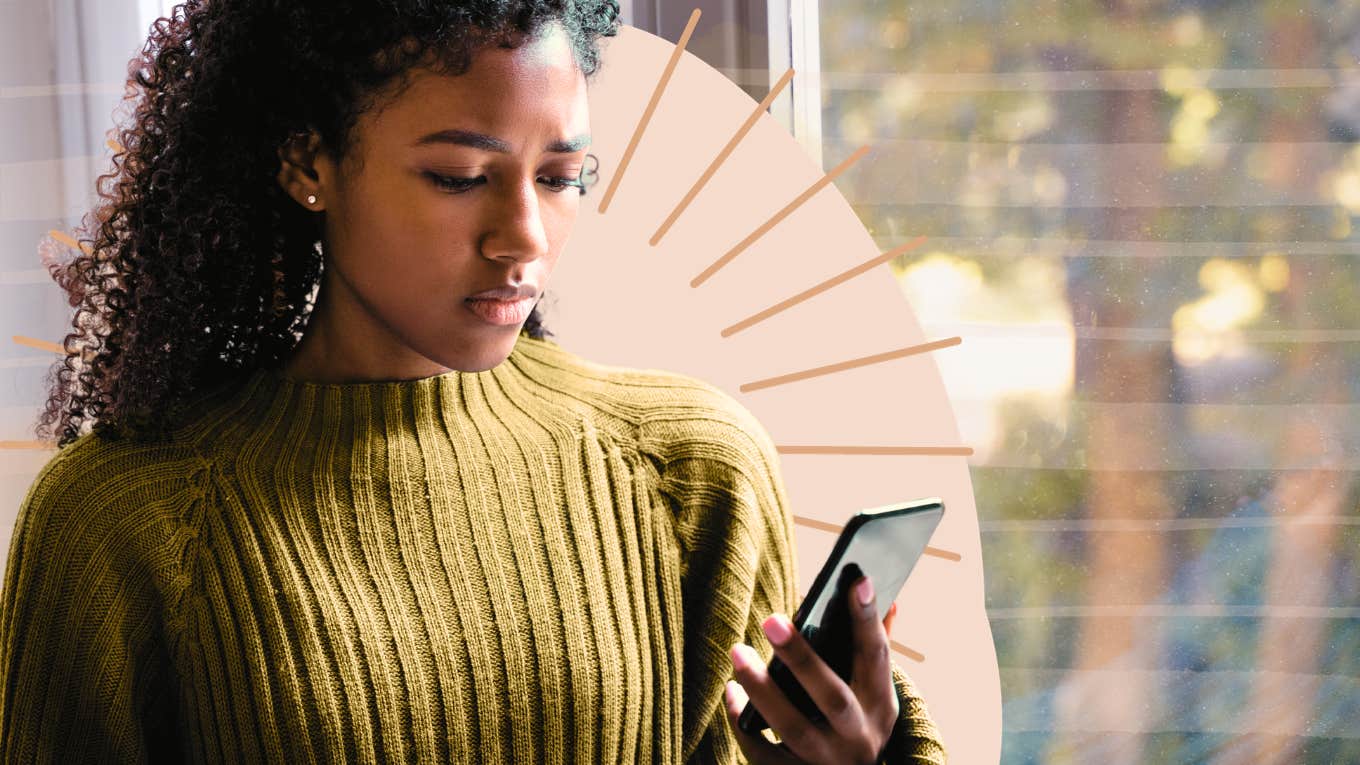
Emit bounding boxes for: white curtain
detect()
[0,1,159,554]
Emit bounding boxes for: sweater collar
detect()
[179,332,564,457]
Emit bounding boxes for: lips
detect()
[466,283,539,301]
[465,294,536,326]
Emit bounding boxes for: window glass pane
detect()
[819,3,1359,762]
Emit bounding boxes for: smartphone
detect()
[737,496,945,735]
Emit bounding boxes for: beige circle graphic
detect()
[0,17,1002,765]
[544,24,1001,764]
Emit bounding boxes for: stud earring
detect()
[306,194,317,205]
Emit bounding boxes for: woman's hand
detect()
[723,575,901,765]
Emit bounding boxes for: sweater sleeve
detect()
[657,391,947,765]
[0,448,178,764]
[883,662,948,764]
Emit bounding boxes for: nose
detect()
[480,176,551,265]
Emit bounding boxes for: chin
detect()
[464,333,519,372]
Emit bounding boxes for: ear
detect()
[276,129,328,210]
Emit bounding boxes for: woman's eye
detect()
[424,172,584,195]
[540,176,587,194]
[426,173,484,193]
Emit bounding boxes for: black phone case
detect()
[735,498,944,736]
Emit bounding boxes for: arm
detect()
[881,662,948,764]
[653,395,798,764]
[0,451,177,764]
[657,393,947,765]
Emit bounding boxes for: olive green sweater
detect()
[0,333,945,763]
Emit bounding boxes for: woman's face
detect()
[279,22,590,380]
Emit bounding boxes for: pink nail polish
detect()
[763,614,792,645]
[730,644,748,670]
[856,576,874,606]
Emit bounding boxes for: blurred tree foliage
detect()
[821,0,1360,761]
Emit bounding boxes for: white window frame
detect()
[768,0,824,169]
[137,0,174,36]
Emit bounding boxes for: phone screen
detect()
[737,497,945,735]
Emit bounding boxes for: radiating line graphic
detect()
[788,515,944,664]
[0,441,56,451]
[777,445,974,457]
[649,67,796,246]
[596,8,701,214]
[11,336,62,354]
[689,145,871,288]
[793,514,960,562]
[739,337,961,393]
[47,229,90,254]
[722,235,928,338]
[891,642,925,662]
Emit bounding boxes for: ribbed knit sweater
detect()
[0,332,946,764]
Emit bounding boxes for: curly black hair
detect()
[35,0,620,448]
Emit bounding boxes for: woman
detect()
[0,1,946,763]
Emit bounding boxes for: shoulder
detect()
[11,429,202,564]
[513,335,778,472]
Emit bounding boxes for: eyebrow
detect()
[412,128,591,154]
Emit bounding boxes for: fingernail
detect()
[730,643,749,670]
[856,576,874,606]
[762,614,792,646]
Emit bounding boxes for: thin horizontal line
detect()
[865,200,1345,210]
[981,516,1360,532]
[714,66,1340,92]
[972,457,1356,471]
[0,82,125,99]
[987,605,1360,619]
[958,400,1360,415]
[952,397,1360,410]
[995,667,1360,737]
[0,269,50,285]
[875,235,1360,258]
[846,138,1360,150]
[971,464,1360,474]
[0,356,54,369]
[918,321,1360,343]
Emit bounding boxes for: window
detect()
[810,2,1359,762]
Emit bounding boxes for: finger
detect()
[730,642,837,763]
[849,576,898,734]
[760,612,868,743]
[723,680,800,765]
